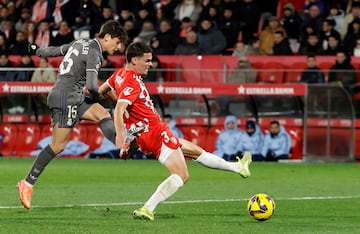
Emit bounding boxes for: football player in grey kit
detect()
[17,20,128,209]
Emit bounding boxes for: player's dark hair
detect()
[98,20,128,43]
[125,42,152,63]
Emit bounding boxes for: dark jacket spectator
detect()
[281,3,302,40]
[298,33,323,55]
[300,55,325,83]
[197,18,226,54]
[328,51,357,92]
[218,7,240,52]
[343,17,360,53]
[52,20,74,46]
[150,19,177,55]
[175,30,201,55]
[272,31,293,55]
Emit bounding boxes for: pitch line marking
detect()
[1,195,359,209]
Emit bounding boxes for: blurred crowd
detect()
[0,0,358,57]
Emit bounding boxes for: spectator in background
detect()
[301,0,326,16]
[13,54,35,81]
[1,20,17,47]
[272,30,293,55]
[163,114,184,138]
[0,34,10,55]
[123,20,138,45]
[214,115,243,161]
[300,55,325,83]
[144,55,165,82]
[31,0,49,24]
[245,37,260,56]
[91,5,114,37]
[326,4,345,34]
[35,20,53,48]
[23,21,37,44]
[259,16,286,55]
[150,19,176,55]
[177,17,195,43]
[174,0,202,24]
[281,3,302,42]
[228,56,257,83]
[14,7,31,32]
[322,35,343,55]
[197,18,226,54]
[328,51,357,93]
[232,41,248,57]
[237,0,261,44]
[31,57,56,106]
[52,20,74,46]
[51,0,78,30]
[236,120,264,161]
[300,4,324,36]
[352,38,360,56]
[118,8,135,26]
[219,7,240,54]
[73,0,99,33]
[134,6,155,31]
[261,120,292,161]
[31,57,56,83]
[343,17,360,53]
[10,31,29,55]
[174,30,201,55]
[298,33,323,55]
[341,1,360,40]
[0,53,14,81]
[319,19,341,51]
[137,20,157,46]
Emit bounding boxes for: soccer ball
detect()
[247,193,275,221]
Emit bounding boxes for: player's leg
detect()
[133,147,189,221]
[179,138,252,177]
[80,103,116,143]
[17,123,72,209]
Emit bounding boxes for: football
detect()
[247,193,275,221]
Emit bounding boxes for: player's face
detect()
[136,53,152,76]
[104,34,123,55]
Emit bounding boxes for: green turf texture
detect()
[0,158,359,234]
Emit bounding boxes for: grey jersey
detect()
[37,38,103,93]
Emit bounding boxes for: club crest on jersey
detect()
[123,87,134,96]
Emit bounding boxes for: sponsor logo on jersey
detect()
[123,87,133,96]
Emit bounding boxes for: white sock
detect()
[144,174,184,211]
[195,150,241,173]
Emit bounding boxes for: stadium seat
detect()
[179,125,207,150]
[257,62,285,83]
[285,62,307,83]
[200,56,225,83]
[286,127,303,160]
[318,62,333,81]
[13,124,41,157]
[108,55,125,68]
[158,55,182,82]
[205,126,224,153]
[0,123,18,156]
[180,55,202,82]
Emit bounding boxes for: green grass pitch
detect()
[0,158,359,234]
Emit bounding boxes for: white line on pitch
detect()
[1,195,359,209]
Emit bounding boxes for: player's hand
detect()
[28,43,39,55]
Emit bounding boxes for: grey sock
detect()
[25,145,56,185]
[99,117,116,144]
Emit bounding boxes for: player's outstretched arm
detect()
[29,43,72,57]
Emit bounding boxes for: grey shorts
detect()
[48,89,92,128]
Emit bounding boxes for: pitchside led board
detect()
[0,82,355,162]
